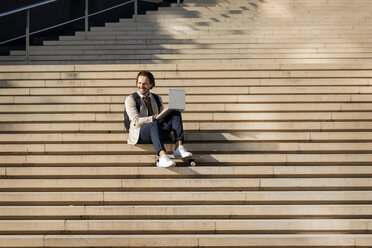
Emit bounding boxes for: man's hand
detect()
[152,114,159,121]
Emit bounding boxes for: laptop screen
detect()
[168,89,185,110]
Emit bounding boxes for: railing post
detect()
[25,9,30,63]
[134,0,138,22]
[85,0,88,39]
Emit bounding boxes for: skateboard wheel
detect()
[189,161,196,166]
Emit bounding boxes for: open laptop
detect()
[156,89,185,120]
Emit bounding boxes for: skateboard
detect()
[173,154,201,166]
[156,155,197,167]
[178,156,196,166]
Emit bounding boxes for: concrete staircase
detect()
[3,0,372,64]
[1,0,372,247]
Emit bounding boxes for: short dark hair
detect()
[136,71,155,89]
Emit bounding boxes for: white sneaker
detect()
[173,145,193,159]
[156,154,176,168]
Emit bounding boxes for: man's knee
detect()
[149,121,159,128]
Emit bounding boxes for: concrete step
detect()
[135,12,369,19]
[157,5,372,11]
[5,56,372,65]
[1,94,371,104]
[14,47,372,56]
[21,43,372,53]
[101,23,372,30]
[2,80,372,89]
[6,55,372,65]
[2,112,372,122]
[1,153,372,166]
[82,28,372,35]
[59,34,369,41]
[3,68,372,80]
[1,178,372,191]
[139,9,369,16]
[93,26,372,33]
[0,205,371,219]
[1,142,372,155]
[2,132,372,143]
[4,78,372,87]
[126,12,372,19]
[3,63,372,72]
[4,165,372,179]
[2,103,372,113]
[2,190,372,205]
[1,234,371,247]
[132,19,369,26]
[40,38,372,46]
[21,43,371,56]
[4,58,372,65]
[2,86,372,95]
[9,53,372,62]
[158,5,372,12]
[0,219,371,234]
[1,121,372,133]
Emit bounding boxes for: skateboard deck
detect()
[177,156,196,166]
[156,155,198,167]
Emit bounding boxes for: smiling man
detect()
[124,71,192,167]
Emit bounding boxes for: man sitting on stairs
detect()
[124,71,192,168]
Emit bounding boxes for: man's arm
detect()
[125,95,153,128]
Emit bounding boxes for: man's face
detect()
[137,75,153,96]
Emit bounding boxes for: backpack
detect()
[124,92,161,132]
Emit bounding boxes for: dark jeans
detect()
[138,111,185,155]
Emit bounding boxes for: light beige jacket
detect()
[125,91,163,144]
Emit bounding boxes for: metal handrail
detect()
[0,15,83,46]
[0,0,181,63]
[0,0,57,18]
[0,0,133,46]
